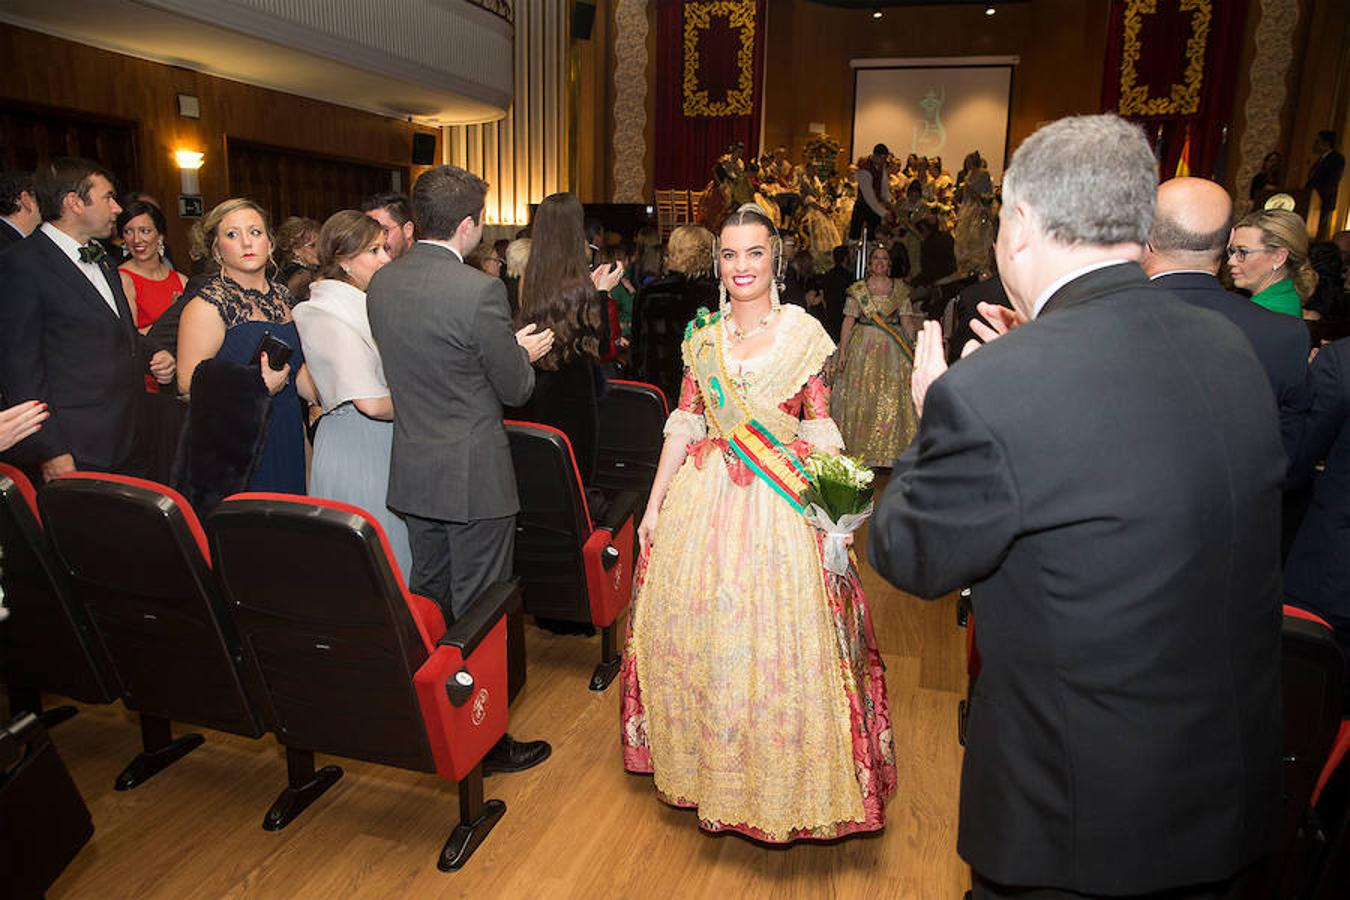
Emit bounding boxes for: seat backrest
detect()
[0,464,118,706]
[595,380,669,497]
[505,422,593,622]
[632,284,713,406]
[38,473,262,737]
[1276,604,1346,874]
[207,494,441,773]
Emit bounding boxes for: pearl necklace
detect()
[726,306,778,343]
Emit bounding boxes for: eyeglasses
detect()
[1225,245,1272,262]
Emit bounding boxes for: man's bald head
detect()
[1146,177,1233,275]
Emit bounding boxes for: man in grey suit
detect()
[367,164,553,774]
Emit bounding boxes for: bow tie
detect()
[78,242,106,264]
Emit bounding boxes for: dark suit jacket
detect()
[0,219,23,253]
[367,242,534,523]
[869,263,1283,893]
[1306,149,1346,208]
[0,228,156,469]
[948,275,1012,364]
[819,264,852,342]
[631,273,719,409]
[1153,271,1311,470]
[913,230,956,288]
[1284,337,1350,634]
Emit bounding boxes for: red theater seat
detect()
[38,473,265,789]
[595,380,668,500]
[506,421,639,691]
[0,463,119,725]
[206,493,517,872]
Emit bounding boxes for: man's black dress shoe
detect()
[482,733,551,775]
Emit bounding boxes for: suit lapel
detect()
[35,231,124,325]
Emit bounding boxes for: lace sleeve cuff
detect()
[664,409,707,441]
[799,417,844,452]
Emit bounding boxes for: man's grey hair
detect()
[1149,212,1230,260]
[1002,115,1157,246]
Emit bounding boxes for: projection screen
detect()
[851,59,1016,181]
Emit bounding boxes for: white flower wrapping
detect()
[799,452,876,576]
[803,502,873,576]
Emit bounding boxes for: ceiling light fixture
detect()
[985,6,996,14]
[872,9,883,19]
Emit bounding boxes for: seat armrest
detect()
[596,490,640,534]
[438,578,522,658]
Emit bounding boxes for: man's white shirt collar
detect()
[418,238,463,262]
[41,222,119,315]
[1148,269,1215,281]
[1031,260,1133,319]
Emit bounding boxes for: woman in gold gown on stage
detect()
[830,244,920,466]
[620,204,895,844]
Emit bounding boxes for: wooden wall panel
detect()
[0,23,439,263]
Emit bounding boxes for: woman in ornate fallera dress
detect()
[831,245,920,466]
[620,204,896,843]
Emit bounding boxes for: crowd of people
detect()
[1,110,1349,897]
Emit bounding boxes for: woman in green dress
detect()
[1229,209,1316,317]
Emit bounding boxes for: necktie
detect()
[78,242,106,264]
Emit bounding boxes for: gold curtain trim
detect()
[682,0,757,118]
[1118,0,1212,117]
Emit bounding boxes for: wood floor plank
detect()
[29,521,970,899]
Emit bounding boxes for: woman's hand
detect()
[591,262,624,293]
[0,400,49,453]
[259,353,291,396]
[638,506,659,553]
[516,323,555,362]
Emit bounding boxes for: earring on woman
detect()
[718,280,731,319]
[769,278,783,311]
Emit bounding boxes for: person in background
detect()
[1306,241,1347,322]
[1250,150,1283,202]
[596,243,636,349]
[293,210,409,576]
[630,224,719,407]
[511,192,621,485]
[1305,130,1346,241]
[632,224,663,287]
[0,157,175,480]
[0,170,40,252]
[274,216,320,302]
[117,200,187,334]
[1229,209,1317,318]
[176,198,317,493]
[361,191,416,259]
[503,237,531,316]
[466,242,503,278]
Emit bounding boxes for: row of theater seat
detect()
[955,600,1350,898]
[0,379,670,884]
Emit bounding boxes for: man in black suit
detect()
[818,244,853,342]
[1284,336,1350,660]
[0,158,175,480]
[1306,130,1346,241]
[0,170,40,253]
[870,116,1283,898]
[367,165,553,774]
[1145,176,1313,553]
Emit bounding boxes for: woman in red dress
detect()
[117,200,186,334]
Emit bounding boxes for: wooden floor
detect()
[34,520,971,899]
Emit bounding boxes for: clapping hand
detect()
[516,323,556,362]
[963,302,1028,356]
[912,321,948,418]
[590,262,624,293]
[0,400,49,453]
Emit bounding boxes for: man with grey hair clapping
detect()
[870,115,1283,898]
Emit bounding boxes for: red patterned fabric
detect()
[655,0,768,190]
[1100,0,1248,180]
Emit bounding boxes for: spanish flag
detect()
[1175,125,1192,178]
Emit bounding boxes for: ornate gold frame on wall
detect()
[682,0,757,117]
[1118,0,1212,117]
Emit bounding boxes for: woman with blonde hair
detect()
[176,198,317,500]
[1228,208,1317,317]
[631,225,719,406]
[293,210,409,574]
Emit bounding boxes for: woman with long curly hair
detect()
[511,192,621,484]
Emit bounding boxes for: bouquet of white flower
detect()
[799,452,875,576]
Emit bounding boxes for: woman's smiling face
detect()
[718,221,775,304]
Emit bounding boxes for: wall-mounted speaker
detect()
[412,132,436,166]
[572,2,596,40]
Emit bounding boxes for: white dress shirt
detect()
[41,222,119,316]
[1031,260,1134,319]
[417,238,463,262]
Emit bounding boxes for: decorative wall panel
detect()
[612,0,650,203]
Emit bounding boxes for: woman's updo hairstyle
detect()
[315,209,384,285]
[189,197,273,268]
[1235,208,1317,300]
[716,202,782,277]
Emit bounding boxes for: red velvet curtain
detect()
[1100,0,1247,182]
[655,0,768,191]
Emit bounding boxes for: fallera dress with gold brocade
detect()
[620,305,896,843]
[831,280,919,466]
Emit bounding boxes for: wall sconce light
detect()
[174,150,205,216]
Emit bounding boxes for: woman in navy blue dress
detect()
[177,198,315,493]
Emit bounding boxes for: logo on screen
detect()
[914,86,947,155]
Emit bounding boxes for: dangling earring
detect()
[718,281,731,319]
[158,239,165,260]
[769,278,782,311]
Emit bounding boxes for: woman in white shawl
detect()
[292,210,409,574]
